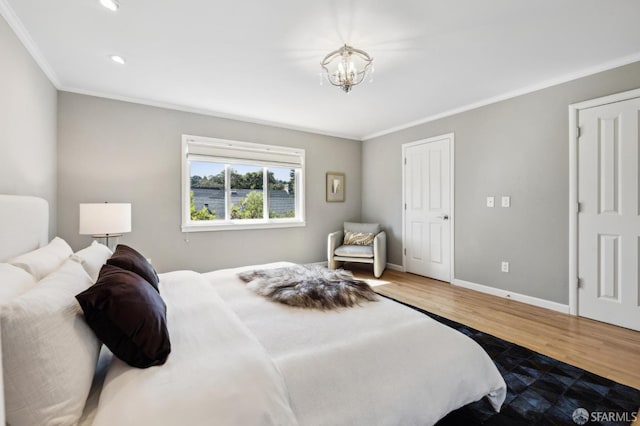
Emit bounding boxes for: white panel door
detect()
[578,97,640,331]
[404,136,451,281]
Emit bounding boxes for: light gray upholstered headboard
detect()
[0,194,49,262]
[0,195,48,423]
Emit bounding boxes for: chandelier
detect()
[321,44,374,93]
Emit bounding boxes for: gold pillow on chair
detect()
[344,231,375,246]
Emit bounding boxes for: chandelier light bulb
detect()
[348,61,356,76]
[110,55,126,65]
[100,0,120,12]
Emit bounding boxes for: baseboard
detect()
[386,263,404,272]
[452,279,570,314]
[308,261,328,267]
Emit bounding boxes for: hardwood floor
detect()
[347,265,640,391]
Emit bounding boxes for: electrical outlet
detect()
[501,196,511,208]
[501,261,509,273]
[486,196,495,208]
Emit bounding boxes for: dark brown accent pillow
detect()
[106,244,159,291]
[75,264,171,368]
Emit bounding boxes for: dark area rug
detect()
[383,296,640,426]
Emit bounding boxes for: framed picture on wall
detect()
[326,172,345,202]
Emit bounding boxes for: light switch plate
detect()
[501,196,511,208]
[501,261,509,273]
[486,196,495,207]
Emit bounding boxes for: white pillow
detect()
[0,263,37,304]
[7,236,73,280]
[2,259,100,426]
[71,241,113,282]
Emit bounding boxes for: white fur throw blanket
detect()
[237,265,378,310]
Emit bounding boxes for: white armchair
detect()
[328,222,387,278]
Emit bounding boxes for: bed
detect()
[0,195,506,426]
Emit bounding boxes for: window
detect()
[182,135,305,232]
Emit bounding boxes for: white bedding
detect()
[89,263,506,426]
[208,263,506,425]
[91,271,298,426]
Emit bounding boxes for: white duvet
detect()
[91,270,298,426]
[90,263,506,426]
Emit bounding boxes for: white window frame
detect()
[181,134,306,232]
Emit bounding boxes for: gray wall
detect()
[362,61,640,304]
[57,92,361,273]
[0,15,57,237]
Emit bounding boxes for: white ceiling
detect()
[3,0,640,140]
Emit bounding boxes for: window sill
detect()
[181,220,306,233]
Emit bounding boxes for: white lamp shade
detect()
[79,203,131,236]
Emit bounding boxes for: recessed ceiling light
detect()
[110,55,126,65]
[99,0,119,12]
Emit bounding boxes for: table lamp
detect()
[79,202,131,250]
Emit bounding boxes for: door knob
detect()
[437,214,449,220]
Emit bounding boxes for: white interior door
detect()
[577,96,640,331]
[403,135,452,281]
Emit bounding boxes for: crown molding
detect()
[362,51,640,141]
[0,0,61,88]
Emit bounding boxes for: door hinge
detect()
[577,278,583,288]
[576,126,582,138]
[404,203,407,210]
[576,202,582,213]
[404,248,407,256]
[404,158,407,165]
